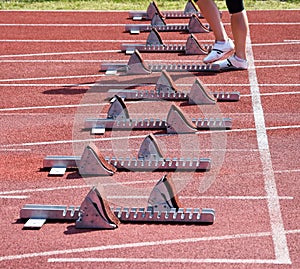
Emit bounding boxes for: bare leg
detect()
[231,10,249,60]
[196,0,228,42]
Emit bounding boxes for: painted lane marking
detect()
[0,195,29,199]
[0,22,299,27]
[2,230,300,263]
[0,231,276,262]
[0,124,299,149]
[47,257,288,265]
[107,195,294,200]
[247,32,291,263]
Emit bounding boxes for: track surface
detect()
[0,9,300,269]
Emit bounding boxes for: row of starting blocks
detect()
[121,29,212,55]
[44,134,211,177]
[20,175,215,229]
[19,1,227,230]
[102,1,222,74]
[128,0,208,21]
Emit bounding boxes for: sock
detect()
[215,40,226,45]
[234,54,247,62]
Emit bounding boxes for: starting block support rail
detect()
[84,95,232,135]
[107,70,240,103]
[125,14,210,34]
[121,30,212,55]
[20,174,215,229]
[100,50,219,75]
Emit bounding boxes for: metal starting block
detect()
[20,174,215,229]
[128,1,206,21]
[43,134,211,176]
[125,13,210,34]
[85,95,232,135]
[108,70,240,103]
[121,29,212,55]
[100,49,219,75]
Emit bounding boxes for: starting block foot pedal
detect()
[148,174,182,211]
[76,187,119,229]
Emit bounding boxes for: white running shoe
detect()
[214,54,248,71]
[203,39,234,63]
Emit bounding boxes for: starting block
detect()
[121,29,212,55]
[43,134,211,176]
[125,13,210,35]
[100,49,219,75]
[85,95,232,135]
[108,70,240,103]
[128,1,207,21]
[20,174,215,229]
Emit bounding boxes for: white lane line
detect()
[0,59,110,63]
[247,32,291,263]
[0,103,102,112]
[0,74,101,81]
[0,23,125,27]
[0,148,31,152]
[1,60,299,69]
[0,80,300,87]
[3,230,300,264]
[0,84,299,88]
[0,22,299,27]
[255,64,300,69]
[0,84,93,87]
[0,124,299,149]
[0,231,275,262]
[0,50,124,58]
[0,195,29,199]
[274,169,300,174]
[252,41,300,46]
[242,91,300,97]
[267,125,300,130]
[0,185,88,195]
[107,195,294,200]
[48,257,287,265]
[0,183,294,200]
[0,74,104,82]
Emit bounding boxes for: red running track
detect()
[0,9,299,269]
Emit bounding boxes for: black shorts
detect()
[226,0,245,14]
